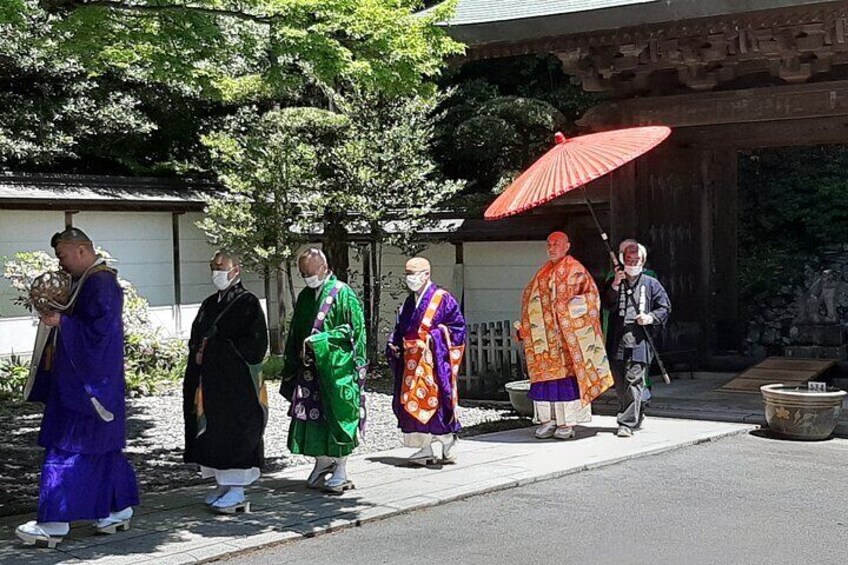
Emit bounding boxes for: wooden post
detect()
[264,265,280,353]
[171,213,183,335]
[464,322,473,375]
[362,242,372,336]
[64,211,78,228]
[500,320,510,382]
[486,321,496,393]
[476,323,484,392]
[452,242,465,311]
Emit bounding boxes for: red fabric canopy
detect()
[484,126,671,220]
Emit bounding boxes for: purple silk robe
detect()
[386,284,466,436]
[33,270,139,522]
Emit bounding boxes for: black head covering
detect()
[50,227,92,248]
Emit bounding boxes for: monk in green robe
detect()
[281,248,367,494]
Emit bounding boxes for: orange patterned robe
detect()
[520,255,613,405]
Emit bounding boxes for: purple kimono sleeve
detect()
[55,273,125,417]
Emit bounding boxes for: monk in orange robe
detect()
[518,231,613,440]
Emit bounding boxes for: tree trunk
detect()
[362,243,375,362]
[285,260,297,305]
[264,265,281,354]
[323,209,350,282]
[275,264,288,353]
[368,238,382,364]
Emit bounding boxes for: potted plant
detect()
[504,380,533,417]
[761,383,846,440]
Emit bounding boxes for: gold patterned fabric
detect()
[520,255,613,405]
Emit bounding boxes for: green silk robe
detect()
[282,275,366,457]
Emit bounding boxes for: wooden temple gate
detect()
[446,0,848,358]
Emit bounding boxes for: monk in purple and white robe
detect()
[386,257,466,465]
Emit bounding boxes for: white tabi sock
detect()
[434,434,458,461]
[307,456,335,486]
[205,484,230,505]
[327,457,348,485]
[36,522,70,536]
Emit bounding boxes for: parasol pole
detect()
[580,187,671,385]
[580,186,618,267]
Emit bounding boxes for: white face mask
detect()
[406,274,426,292]
[624,265,643,277]
[212,269,233,291]
[304,274,324,289]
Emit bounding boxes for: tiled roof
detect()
[428,0,844,46]
[0,173,215,210]
[435,0,655,26]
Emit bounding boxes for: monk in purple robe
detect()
[386,257,466,466]
[16,228,139,548]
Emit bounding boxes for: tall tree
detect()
[0,1,154,169]
[34,1,463,103]
[329,93,464,359]
[198,106,347,351]
[0,1,230,175]
[433,55,596,200]
[199,93,463,362]
[25,0,464,280]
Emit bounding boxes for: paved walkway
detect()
[0,416,754,564]
[593,372,848,436]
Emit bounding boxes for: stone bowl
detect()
[504,380,533,418]
[761,384,846,440]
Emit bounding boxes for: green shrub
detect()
[739,146,848,301]
[0,354,29,400]
[262,355,284,380]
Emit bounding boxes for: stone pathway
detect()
[0,416,755,564]
[0,378,525,517]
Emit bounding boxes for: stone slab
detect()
[784,345,847,360]
[0,417,755,564]
[719,356,835,393]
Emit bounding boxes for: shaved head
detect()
[548,231,569,244]
[405,257,431,274]
[52,227,96,276]
[546,231,571,262]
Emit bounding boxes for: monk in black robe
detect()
[183,251,268,513]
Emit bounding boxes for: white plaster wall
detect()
[72,211,175,308]
[462,241,548,325]
[0,210,67,356]
[179,212,219,306]
[0,316,39,357]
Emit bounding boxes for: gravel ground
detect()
[0,373,528,517]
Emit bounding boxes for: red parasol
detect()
[484,126,671,220]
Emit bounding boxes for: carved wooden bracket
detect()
[471,5,848,97]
